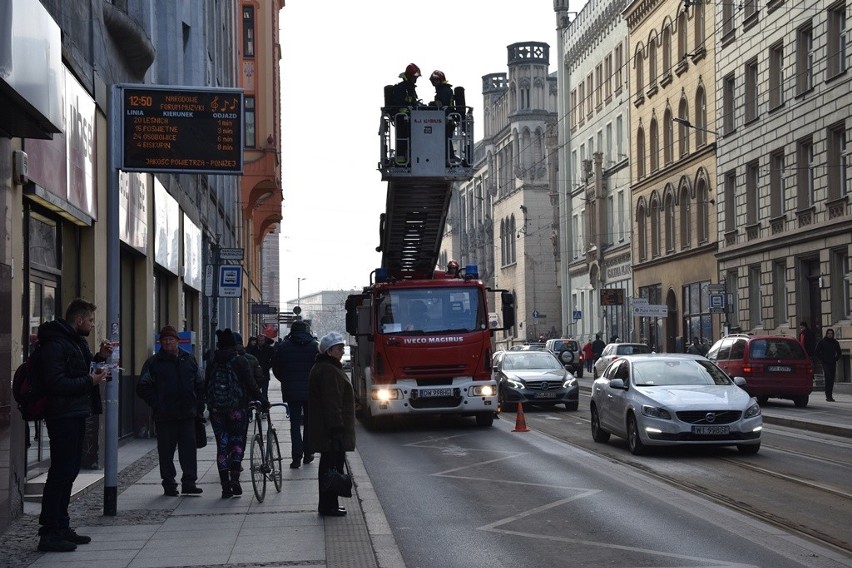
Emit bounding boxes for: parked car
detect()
[705,334,813,407]
[592,342,653,379]
[510,342,547,351]
[544,338,584,378]
[590,353,763,455]
[492,350,579,411]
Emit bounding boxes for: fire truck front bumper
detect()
[369,379,498,416]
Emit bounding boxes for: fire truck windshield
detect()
[377,288,486,334]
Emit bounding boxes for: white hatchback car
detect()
[592,342,653,379]
[590,354,762,455]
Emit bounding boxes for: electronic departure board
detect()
[119,85,243,174]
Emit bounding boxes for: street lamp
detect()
[296,277,307,316]
[672,116,718,137]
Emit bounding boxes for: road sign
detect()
[708,283,726,292]
[218,265,242,297]
[632,304,668,317]
[219,247,244,260]
[204,264,214,297]
[600,288,625,305]
[251,303,272,314]
[532,309,540,319]
[572,310,582,320]
[709,293,726,310]
[631,297,649,305]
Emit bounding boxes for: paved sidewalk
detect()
[1,402,404,568]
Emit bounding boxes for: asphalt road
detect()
[356,412,852,568]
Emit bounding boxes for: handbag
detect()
[320,460,353,498]
[195,418,208,449]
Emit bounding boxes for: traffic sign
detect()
[631,297,649,305]
[218,265,242,297]
[708,284,726,292]
[632,304,668,317]
[204,264,214,297]
[219,247,244,260]
[532,309,540,319]
[572,310,582,320]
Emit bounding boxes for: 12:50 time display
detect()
[127,95,153,107]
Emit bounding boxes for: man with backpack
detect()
[272,320,318,469]
[136,325,205,496]
[33,298,112,552]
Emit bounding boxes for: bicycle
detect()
[248,400,288,503]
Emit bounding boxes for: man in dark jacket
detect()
[814,328,842,402]
[272,320,319,468]
[389,63,421,165]
[35,298,112,552]
[136,325,205,496]
[591,334,606,365]
[248,335,274,400]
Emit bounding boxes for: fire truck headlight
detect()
[372,388,399,402]
[470,385,495,397]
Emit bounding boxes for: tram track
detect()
[523,411,852,557]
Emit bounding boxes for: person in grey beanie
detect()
[272,321,319,468]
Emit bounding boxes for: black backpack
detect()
[13,347,48,421]
[206,360,244,412]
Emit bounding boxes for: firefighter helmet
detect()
[430,70,446,83]
[405,63,421,79]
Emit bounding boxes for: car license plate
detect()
[692,425,730,435]
[768,365,792,372]
[534,392,557,399]
[419,388,452,398]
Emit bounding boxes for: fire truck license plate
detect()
[419,388,453,398]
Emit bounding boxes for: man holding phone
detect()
[34,298,112,552]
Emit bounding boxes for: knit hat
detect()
[159,325,179,340]
[216,328,237,349]
[319,331,345,354]
[232,332,244,346]
[291,320,308,332]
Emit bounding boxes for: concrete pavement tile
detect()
[29,549,138,567]
[76,524,160,539]
[132,540,235,558]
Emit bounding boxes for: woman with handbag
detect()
[307,332,355,517]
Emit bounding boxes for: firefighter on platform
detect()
[429,70,453,108]
[389,63,421,165]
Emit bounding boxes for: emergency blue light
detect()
[464,264,479,279]
[375,268,389,282]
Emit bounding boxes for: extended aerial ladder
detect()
[376,101,475,278]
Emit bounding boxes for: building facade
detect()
[0,0,283,530]
[714,0,851,377]
[624,0,719,353]
[557,0,634,345]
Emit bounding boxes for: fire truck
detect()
[344,91,516,429]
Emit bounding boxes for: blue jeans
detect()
[287,400,312,460]
[39,416,86,534]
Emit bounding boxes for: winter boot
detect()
[219,470,233,498]
[230,467,243,496]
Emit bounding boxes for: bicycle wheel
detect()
[250,432,266,503]
[267,426,283,492]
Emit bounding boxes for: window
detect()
[832,250,851,319]
[606,123,613,163]
[749,265,762,329]
[744,59,759,123]
[587,74,594,116]
[773,261,788,326]
[662,27,672,76]
[679,185,691,249]
[244,96,256,148]
[697,177,709,243]
[634,49,644,98]
[615,43,624,95]
[664,108,673,165]
[572,215,580,258]
[828,3,847,77]
[650,118,659,172]
[651,198,661,257]
[695,87,708,147]
[694,1,706,49]
[727,269,740,327]
[637,204,647,260]
[618,190,626,241]
[796,23,814,95]
[665,192,675,252]
[744,0,759,23]
[769,43,784,110]
[827,122,847,200]
[648,37,657,89]
[678,98,690,157]
[605,54,613,100]
[570,89,578,129]
[797,137,815,210]
[724,171,737,232]
[637,127,646,179]
[578,84,585,125]
[723,74,736,135]
[678,12,688,62]
[770,149,786,218]
[596,63,603,108]
[746,160,760,225]
[722,0,735,38]
[242,6,255,58]
[616,115,624,158]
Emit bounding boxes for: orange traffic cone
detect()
[512,402,530,432]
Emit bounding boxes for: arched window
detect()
[634,48,644,94]
[695,86,708,147]
[664,108,674,165]
[678,98,690,157]
[662,26,672,75]
[650,118,659,172]
[697,176,710,243]
[651,197,661,257]
[637,203,647,261]
[677,11,688,61]
[665,191,675,252]
[521,128,532,173]
[500,219,506,265]
[510,215,517,263]
[679,185,691,248]
[694,1,706,49]
[637,127,646,179]
[648,35,657,87]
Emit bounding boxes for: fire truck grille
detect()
[403,366,467,381]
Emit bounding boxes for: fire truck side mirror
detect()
[345,295,360,336]
[501,291,516,329]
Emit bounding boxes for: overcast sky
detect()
[278,0,586,305]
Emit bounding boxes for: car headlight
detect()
[744,401,761,418]
[563,377,577,388]
[507,379,524,389]
[641,404,672,419]
[371,388,400,402]
[470,385,495,397]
